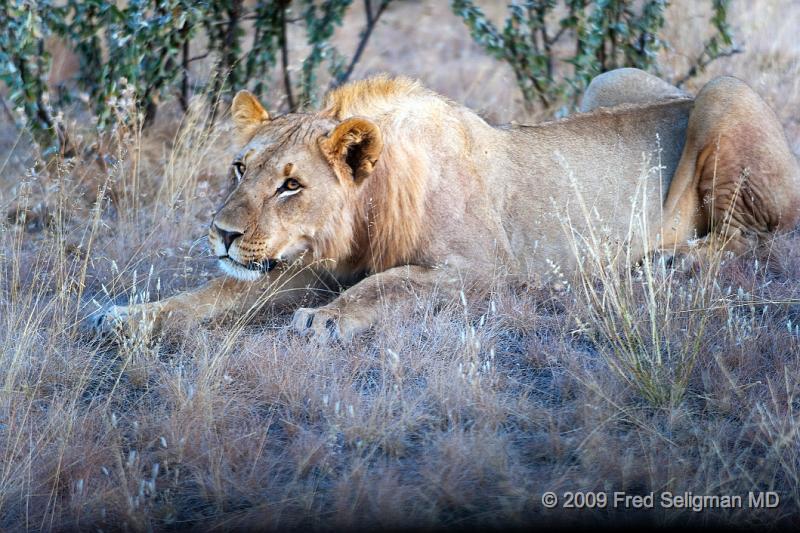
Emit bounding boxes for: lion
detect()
[579,67,690,112]
[91,70,800,342]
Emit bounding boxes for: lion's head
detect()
[209,91,384,281]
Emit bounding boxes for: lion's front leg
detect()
[90,265,325,338]
[290,263,463,342]
[91,277,253,337]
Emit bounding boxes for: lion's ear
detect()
[320,117,383,184]
[231,90,270,137]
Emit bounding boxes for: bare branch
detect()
[280,6,295,111]
[674,46,743,88]
[330,0,392,90]
[187,51,210,63]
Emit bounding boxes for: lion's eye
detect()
[232,161,246,181]
[277,178,303,196]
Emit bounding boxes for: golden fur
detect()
[93,71,800,341]
[322,77,445,272]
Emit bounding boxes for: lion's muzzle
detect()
[213,223,244,253]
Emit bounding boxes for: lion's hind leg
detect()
[658,76,800,266]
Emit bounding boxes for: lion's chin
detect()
[217,257,274,281]
[219,259,263,281]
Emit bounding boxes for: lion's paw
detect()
[85,303,159,339]
[86,305,131,337]
[290,307,369,343]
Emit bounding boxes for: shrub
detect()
[452,0,738,110]
[0,0,393,155]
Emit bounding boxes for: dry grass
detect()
[2,0,800,530]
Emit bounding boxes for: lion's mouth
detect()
[219,255,281,273]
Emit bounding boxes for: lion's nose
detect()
[214,224,244,252]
